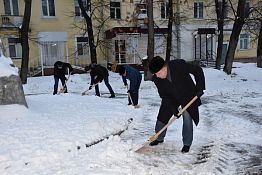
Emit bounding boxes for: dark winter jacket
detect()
[152,59,205,126]
[121,65,142,92]
[54,61,73,80]
[90,65,109,85]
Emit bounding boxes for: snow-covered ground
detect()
[0,62,261,175]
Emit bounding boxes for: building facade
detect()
[0,0,259,76]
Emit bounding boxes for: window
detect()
[194,2,203,19]
[154,35,165,55]
[8,38,22,59]
[115,40,126,63]
[42,0,55,17]
[127,34,139,62]
[239,34,249,50]
[74,0,88,17]
[161,2,168,19]
[76,37,89,56]
[4,0,19,15]
[136,3,147,19]
[110,2,121,19]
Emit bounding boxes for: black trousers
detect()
[128,90,139,105]
[53,77,67,94]
[94,76,115,96]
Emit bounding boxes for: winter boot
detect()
[149,140,164,146]
[109,94,115,98]
[181,145,190,153]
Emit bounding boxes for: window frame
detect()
[135,3,147,19]
[194,1,204,19]
[42,0,56,17]
[154,34,165,55]
[74,0,88,17]
[76,36,90,57]
[8,37,22,59]
[4,0,19,16]
[160,2,169,19]
[110,1,121,20]
[239,33,250,50]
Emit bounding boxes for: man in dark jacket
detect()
[53,61,73,95]
[118,65,142,108]
[85,63,115,98]
[148,56,205,153]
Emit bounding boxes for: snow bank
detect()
[0,55,18,77]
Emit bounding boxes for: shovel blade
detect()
[135,145,150,153]
[134,141,151,153]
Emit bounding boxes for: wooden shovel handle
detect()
[149,96,198,142]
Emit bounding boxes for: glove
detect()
[89,86,92,90]
[127,90,131,93]
[196,90,204,97]
[124,83,128,86]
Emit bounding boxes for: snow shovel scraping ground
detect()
[57,72,71,95]
[135,96,199,153]
[81,83,99,95]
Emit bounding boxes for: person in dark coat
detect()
[53,61,73,95]
[118,65,142,108]
[85,63,115,98]
[148,56,205,153]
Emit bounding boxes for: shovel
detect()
[135,96,198,153]
[126,85,134,105]
[126,85,140,108]
[57,72,71,94]
[81,83,99,95]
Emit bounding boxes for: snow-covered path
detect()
[0,63,262,175]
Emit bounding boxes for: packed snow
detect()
[0,62,261,175]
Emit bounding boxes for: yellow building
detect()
[0,0,259,76]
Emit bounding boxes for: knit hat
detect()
[149,56,165,74]
[118,66,126,75]
[84,65,91,71]
[56,61,63,69]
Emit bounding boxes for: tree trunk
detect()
[223,0,246,74]
[215,0,225,70]
[143,0,154,81]
[20,0,32,84]
[174,0,181,60]
[78,0,97,64]
[257,20,262,68]
[165,0,173,61]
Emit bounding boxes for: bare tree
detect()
[215,0,226,70]
[223,0,248,74]
[165,0,174,61]
[20,0,32,84]
[143,0,154,81]
[258,20,262,68]
[78,0,97,64]
[244,2,262,68]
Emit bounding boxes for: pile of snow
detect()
[0,55,18,77]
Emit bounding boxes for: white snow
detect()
[0,62,261,174]
[0,55,18,77]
